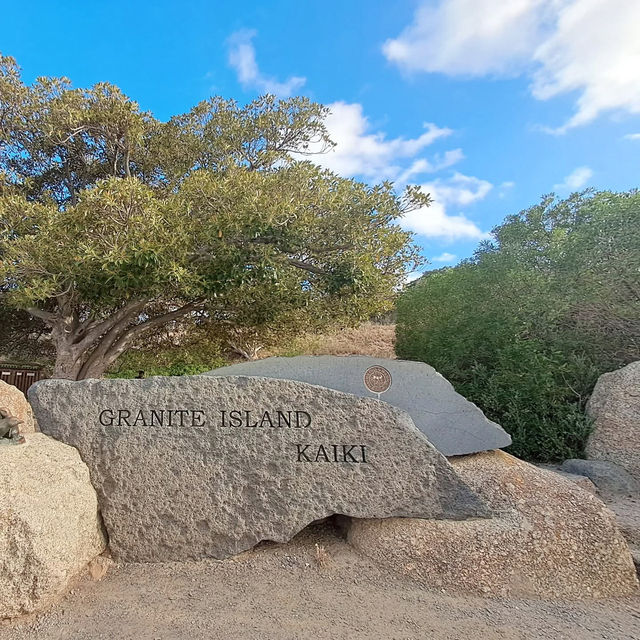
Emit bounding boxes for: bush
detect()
[396,190,639,461]
[107,361,224,378]
[106,342,227,379]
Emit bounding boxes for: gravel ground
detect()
[2,521,640,640]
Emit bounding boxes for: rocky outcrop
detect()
[0,434,106,619]
[348,451,639,599]
[0,380,35,434]
[30,376,488,562]
[586,361,640,482]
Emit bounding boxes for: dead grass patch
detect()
[268,323,396,360]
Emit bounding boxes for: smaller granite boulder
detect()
[347,451,639,599]
[0,380,35,434]
[0,433,106,619]
[586,361,640,482]
[561,459,639,497]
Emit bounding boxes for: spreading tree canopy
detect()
[0,54,425,379]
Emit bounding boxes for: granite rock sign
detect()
[205,356,512,456]
[29,376,488,562]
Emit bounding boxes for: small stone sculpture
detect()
[0,407,25,445]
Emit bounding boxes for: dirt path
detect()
[2,522,640,640]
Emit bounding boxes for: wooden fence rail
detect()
[0,365,47,395]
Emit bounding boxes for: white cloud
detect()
[383,0,550,76]
[225,35,466,184]
[227,30,306,98]
[401,173,492,241]
[624,133,640,141]
[295,101,491,243]
[383,0,640,131]
[402,200,489,241]
[427,172,493,206]
[432,252,457,262]
[307,101,457,183]
[498,180,515,198]
[405,270,424,283]
[396,149,465,184]
[554,166,593,191]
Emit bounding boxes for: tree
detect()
[396,190,640,461]
[0,54,425,379]
[0,301,53,363]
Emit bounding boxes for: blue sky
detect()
[3,0,639,272]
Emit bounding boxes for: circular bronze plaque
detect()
[363,365,392,394]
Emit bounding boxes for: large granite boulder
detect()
[0,434,106,619]
[586,361,640,482]
[0,380,35,434]
[30,376,488,562]
[348,451,639,599]
[204,356,511,456]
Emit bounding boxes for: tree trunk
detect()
[51,325,135,380]
[50,325,87,380]
[52,351,87,380]
[46,300,202,380]
[50,330,130,380]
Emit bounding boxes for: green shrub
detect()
[106,343,227,379]
[397,190,639,461]
[107,361,224,378]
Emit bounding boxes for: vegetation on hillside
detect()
[396,190,640,461]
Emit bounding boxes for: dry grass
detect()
[314,543,330,567]
[267,323,396,360]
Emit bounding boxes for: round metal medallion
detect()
[363,365,392,394]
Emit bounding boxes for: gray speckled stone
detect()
[204,356,511,456]
[561,459,640,497]
[29,376,489,562]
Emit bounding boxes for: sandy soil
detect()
[2,521,640,640]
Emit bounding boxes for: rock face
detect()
[586,361,640,482]
[0,380,35,434]
[0,433,106,619]
[606,496,640,549]
[30,376,488,562]
[204,356,511,456]
[348,451,639,599]
[561,459,639,496]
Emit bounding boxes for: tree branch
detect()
[74,299,148,349]
[287,259,329,275]
[247,236,352,254]
[115,302,205,345]
[25,306,58,325]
